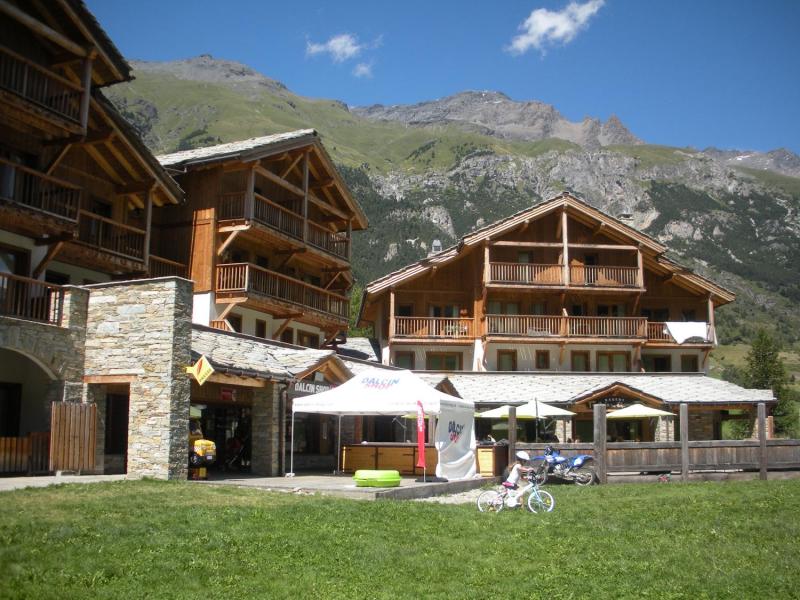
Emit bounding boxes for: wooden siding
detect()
[50,402,96,473]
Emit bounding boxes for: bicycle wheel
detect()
[527,489,555,513]
[477,490,504,513]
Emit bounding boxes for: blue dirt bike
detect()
[533,446,595,486]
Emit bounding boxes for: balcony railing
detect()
[0,158,81,222]
[216,263,349,321]
[77,210,145,262]
[489,262,563,285]
[217,192,349,260]
[149,255,187,278]
[0,45,82,124]
[647,322,713,344]
[569,265,640,288]
[0,272,64,325]
[485,315,647,338]
[210,319,234,332]
[394,317,474,339]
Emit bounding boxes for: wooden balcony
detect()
[0,159,81,236]
[647,322,713,345]
[488,262,642,290]
[76,210,145,262]
[393,317,475,339]
[216,263,349,323]
[0,272,64,325]
[569,265,640,288]
[148,255,187,278]
[0,45,83,131]
[485,315,647,339]
[218,192,350,261]
[489,262,563,285]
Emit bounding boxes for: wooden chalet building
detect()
[156,131,368,348]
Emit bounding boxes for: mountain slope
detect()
[104,56,800,347]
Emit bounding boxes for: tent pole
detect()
[289,412,296,476]
[336,415,342,475]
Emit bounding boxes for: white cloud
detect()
[306,33,363,63]
[353,62,373,78]
[508,0,605,55]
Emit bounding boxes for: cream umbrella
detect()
[607,403,674,419]
[478,401,575,419]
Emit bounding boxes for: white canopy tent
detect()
[291,368,477,480]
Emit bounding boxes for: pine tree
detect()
[744,330,798,437]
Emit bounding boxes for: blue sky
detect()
[87,0,800,153]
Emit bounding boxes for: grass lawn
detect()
[1,479,799,599]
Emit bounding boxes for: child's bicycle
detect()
[477,475,555,513]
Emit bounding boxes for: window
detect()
[642,308,670,321]
[517,251,531,264]
[396,304,413,317]
[486,301,518,315]
[571,351,590,372]
[394,352,415,369]
[0,244,28,275]
[425,352,462,371]
[535,350,550,370]
[298,331,320,348]
[429,304,459,318]
[255,255,269,269]
[597,304,626,317]
[597,352,630,372]
[571,304,585,316]
[227,314,242,333]
[681,309,697,321]
[531,302,546,315]
[681,354,699,372]
[255,319,267,338]
[280,328,294,344]
[643,355,672,372]
[497,350,517,372]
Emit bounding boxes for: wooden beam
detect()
[79,53,93,131]
[217,230,241,256]
[115,179,155,196]
[322,330,340,347]
[143,189,152,266]
[55,0,125,81]
[491,241,562,248]
[324,271,343,290]
[389,289,396,338]
[680,403,689,481]
[206,373,269,388]
[637,247,644,288]
[309,177,335,190]
[83,374,134,384]
[254,165,348,220]
[32,241,65,278]
[302,152,309,242]
[593,222,606,235]
[272,318,296,340]
[104,139,143,182]
[217,302,240,320]
[280,153,304,179]
[45,144,72,176]
[568,243,639,251]
[0,0,87,57]
[84,144,125,185]
[562,209,570,286]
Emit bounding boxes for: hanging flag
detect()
[416,400,426,469]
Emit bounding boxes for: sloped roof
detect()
[340,357,399,376]
[363,192,734,304]
[191,325,346,382]
[157,130,317,168]
[329,337,381,362]
[416,372,774,407]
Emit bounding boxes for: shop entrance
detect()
[193,403,251,472]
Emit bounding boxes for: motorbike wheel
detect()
[477,490,504,513]
[573,465,596,486]
[531,460,548,486]
[527,489,555,513]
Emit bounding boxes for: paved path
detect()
[0,474,126,493]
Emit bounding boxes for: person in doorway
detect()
[503,450,533,490]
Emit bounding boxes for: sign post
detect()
[185,355,214,386]
[416,400,426,482]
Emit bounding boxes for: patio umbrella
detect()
[607,403,674,419]
[477,401,575,419]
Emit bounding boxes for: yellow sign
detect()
[186,355,214,386]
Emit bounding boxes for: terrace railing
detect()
[0,45,82,124]
[77,210,145,262]
[149,255,187,278]
[569,265,640,288]
[485,315,647,338]
[216,263,349,320]
[0,158,81,222]
[489,262,563,285]
[393,316,474,339]
[0,272,64,325]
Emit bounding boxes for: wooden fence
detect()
[0,432,49,474]
[511,402,798,482]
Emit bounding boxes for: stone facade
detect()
[251,384,281,476]
[83,278,193,480]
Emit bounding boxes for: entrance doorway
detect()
[104,393,129,474]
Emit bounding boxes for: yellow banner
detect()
[186,355,214,386]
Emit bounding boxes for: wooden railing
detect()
[484,315,646,338]
[307,221,349,260]
[0,45,83,123]
[77,210,145,261]
[210,319,234,332]
[0,158,81,221]
[218,192,348,259]
[486,315,561,336]
[647,322,674,342]
[569,265,640,288]
[0,272,64,325]
[149,255,187,278]
[394,317,474,338]
[489,262,563,285]
[216,263,349,320]
[0,432,50,474]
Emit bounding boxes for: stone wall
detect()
[83,278,192,480]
